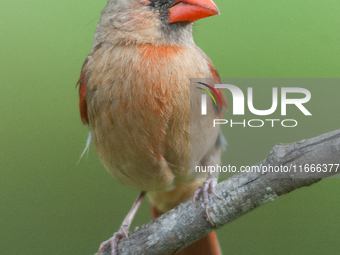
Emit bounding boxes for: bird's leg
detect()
[98,191,146,255]
[193,172,222,225]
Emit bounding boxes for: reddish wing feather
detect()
[77,59,89,125]
[206,59,228,118]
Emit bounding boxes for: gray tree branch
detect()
[96,129,340,255]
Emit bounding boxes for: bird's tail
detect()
[150,204,221,255]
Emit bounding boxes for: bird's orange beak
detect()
[169,0,220,23]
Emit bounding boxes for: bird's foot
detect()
[193,175,222,225]
[98,224,129,255]
[97,192,145,255]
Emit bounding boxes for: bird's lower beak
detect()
[169,0,220,24]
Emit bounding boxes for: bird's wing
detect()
[77,58,89,125]
[205,57,228,118]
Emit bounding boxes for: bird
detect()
[77,0,228,254]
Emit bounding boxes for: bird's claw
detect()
[97,192,145,255]
[97,227,129,255]
[193,177,221,225]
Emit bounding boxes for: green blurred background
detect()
[1,0,339,254]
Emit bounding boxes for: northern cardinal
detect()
[77,0,228,254]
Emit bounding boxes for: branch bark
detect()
[96,129,340,255]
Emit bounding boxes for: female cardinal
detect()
[77,0,228,254]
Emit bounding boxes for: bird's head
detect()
[94,0,220,46]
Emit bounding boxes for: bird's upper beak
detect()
[169,0,220,24]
